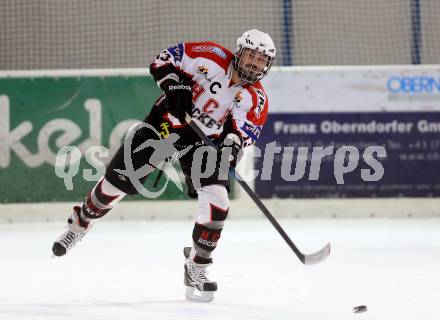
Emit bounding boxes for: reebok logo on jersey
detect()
[192,45,227,59]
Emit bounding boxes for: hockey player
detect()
[52,29,276,302]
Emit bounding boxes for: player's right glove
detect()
[162,79,193,123]
[219,133,243,169]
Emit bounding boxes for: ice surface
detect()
[0,218,439,320]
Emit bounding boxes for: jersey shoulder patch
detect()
[245,81,269,126]
[167,43,185,62]
[185,42,233,73]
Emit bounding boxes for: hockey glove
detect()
[162,80,193,123]
[220,133,243,168]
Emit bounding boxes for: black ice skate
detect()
[52,206,92,257]
[183,247,217,302]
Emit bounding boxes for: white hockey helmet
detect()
[233,29,276,84]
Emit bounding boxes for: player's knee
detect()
[199,185,229,212]
[196,184,229,225]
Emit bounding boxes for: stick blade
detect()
[302,242,331,265]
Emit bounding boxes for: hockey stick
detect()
[185,113,330,265]
[153,152,179,188]
[153,165,165,188]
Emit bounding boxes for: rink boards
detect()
[258,65,440,198]
[0,72,186,202]
[1,66,440,204]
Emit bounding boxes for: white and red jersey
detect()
[150,41,269,146]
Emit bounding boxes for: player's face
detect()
[237,48,270,82]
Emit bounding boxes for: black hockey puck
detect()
[353,305,367,313]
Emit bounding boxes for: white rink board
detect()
[1,198,440,223]
[3,65,440,113]
[263,65,440,112]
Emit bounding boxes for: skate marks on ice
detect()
[0,300,350,320]
[1,220,440,320]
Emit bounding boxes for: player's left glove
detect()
[162,79,193,123]
[219,133,243,168]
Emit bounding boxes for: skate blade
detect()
[185,286,214,303]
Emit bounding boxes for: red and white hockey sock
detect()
[191,185,229,263]
[81,177,126,221]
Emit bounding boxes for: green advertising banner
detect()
[0,73,191,202]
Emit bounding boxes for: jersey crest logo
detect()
[192,45,227,59]
[197,65,213,84]
[233,92,243,104]
[197,66,209,76]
